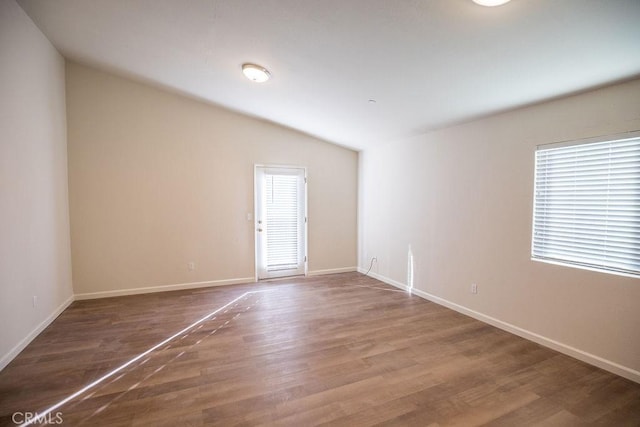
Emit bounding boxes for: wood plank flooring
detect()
[0,272,638,426]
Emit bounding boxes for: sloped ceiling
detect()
[17,0,640,150]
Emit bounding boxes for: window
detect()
[532,133,640,277]
[265,173,301,272]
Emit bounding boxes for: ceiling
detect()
[17,0,640,151]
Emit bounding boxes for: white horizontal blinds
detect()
[265,173,299,272]
[532,136,640,276]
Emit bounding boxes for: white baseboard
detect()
[0,294,74,371]
[74,277,255,300]
[308,267,357,276]
[360,270,640,384]
[357,267,410,291]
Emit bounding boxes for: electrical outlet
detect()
[471,283,478,294]
[188,262,195,271]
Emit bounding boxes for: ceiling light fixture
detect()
[472,0,511,6]
[242,63,271,83]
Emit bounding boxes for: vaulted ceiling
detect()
[18,0,640,150]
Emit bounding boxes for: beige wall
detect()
[66,62,357,297]
[0,0,73,369]
[359,78,640,380]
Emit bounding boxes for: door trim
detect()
[254,164,308,281]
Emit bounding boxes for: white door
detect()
[255,166,307,279]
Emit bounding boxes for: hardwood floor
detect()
[1,272,638,426]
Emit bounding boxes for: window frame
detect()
[531,130,640,279]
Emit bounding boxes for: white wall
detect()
[0,0,73,369]
[66,62,358,297]
[359,78,640,382]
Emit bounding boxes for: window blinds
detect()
[532,136,640,276]
[265,174,300,272]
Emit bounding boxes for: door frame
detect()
[254,164,308,281]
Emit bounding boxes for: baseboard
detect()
[0,294,74,371]
[361,270,640,384]
[357,267,410,291]
[74,277,255,300]
[308,267,357,276]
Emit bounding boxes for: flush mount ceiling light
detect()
[472,0,511,6]
[242,63,271,83]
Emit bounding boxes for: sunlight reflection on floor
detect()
[18,290,273,427]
